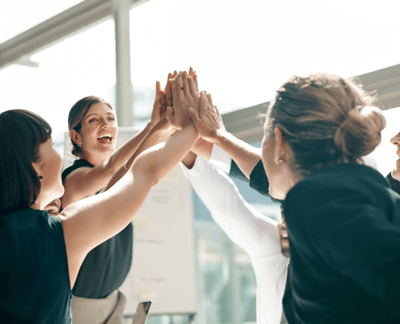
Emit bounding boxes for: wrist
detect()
[209,129,227,145]
[182,123,199,138]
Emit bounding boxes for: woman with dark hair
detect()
[60,75,176,323]
[256,73,400,323]
[0,72,202,323]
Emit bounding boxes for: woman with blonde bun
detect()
[259,73,400,323]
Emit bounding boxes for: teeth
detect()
[98,134,112,139]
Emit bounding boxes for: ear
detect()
[273,126,288,164]
[69,129,81,146]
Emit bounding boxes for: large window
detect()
[128,0,400,125]
[0,0,84,43]
[0,18,115,155]
[1,1,400,323]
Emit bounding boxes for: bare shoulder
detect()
[62,166,95,207]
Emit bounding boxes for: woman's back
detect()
[0,209,72,324]
[283,163,400,323]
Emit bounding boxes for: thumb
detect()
[166,106,174,115]
[188,107,201,124]
[155,81,161,94]
[165,106,174,123]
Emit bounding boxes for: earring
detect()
[38,175,43,180]
[278,157,284,163]
[77,143,82,148]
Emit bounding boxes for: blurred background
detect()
[1,1,400,323]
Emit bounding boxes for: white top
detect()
[181,154,289,324]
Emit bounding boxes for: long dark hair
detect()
[0,109,52,216]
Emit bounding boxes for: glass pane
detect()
[0,18,115,156]
[129,0,400,123]
[0,0,84,43]
[185,140,277,324]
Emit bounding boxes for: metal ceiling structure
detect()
[223,63,400,143]
[1,0,400,136]
[0,0,146,70]
[0,0,148,126]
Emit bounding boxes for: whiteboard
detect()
[63,127,198,315]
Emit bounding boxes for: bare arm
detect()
[62,77,171,207]
[104,71,198,191]
[59,123,199,288]
[104,116,176,191]
[59,72,201,288]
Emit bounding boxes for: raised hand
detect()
[163,70,177,108]
[188,67,199,92]
[151,80,166,125]
[188,91,225,143]
[151,71,177,125]
[171,71,200,128]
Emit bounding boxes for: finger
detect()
[188,67,199,91]
[164,73,172,92]
[213,105,225,129]
[175,72,185,100]
[193,72,199,91]
[166,79,173,106]
[207,93,213,108]
[172,73,182,102]
[199,91,208,109]
[155,81,161,97]
[188,76,199,98]
[188,107,202,125]
[165,106,175,124]
[182,71,190,96]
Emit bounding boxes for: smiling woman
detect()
[60,94,166,323]
[68,99,117,166]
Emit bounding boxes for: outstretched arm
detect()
[60,122,198,288]
[188,94,261,179]
[62,75,172,207]
[58,71,202,288]
[104,71,198,191]
[181,152,281,257]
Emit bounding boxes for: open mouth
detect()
[97,134,113,144]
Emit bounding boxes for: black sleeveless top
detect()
[0,209,72,323]
[62,159,133,298]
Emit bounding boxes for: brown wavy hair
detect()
[265,73,386,177]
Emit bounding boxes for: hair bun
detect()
[334,106,386,159]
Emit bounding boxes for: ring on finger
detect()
[180,87,184,90]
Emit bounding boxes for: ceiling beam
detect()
[0,0,147,70]
[225,64,400,143]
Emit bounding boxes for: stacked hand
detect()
[188,91,225,143]
[166,71,199,129]
[150,67,225,145]
[151,71,177,125]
